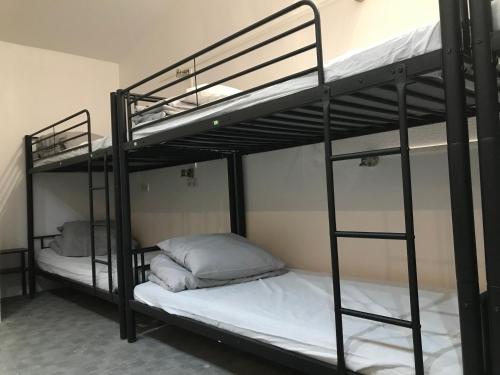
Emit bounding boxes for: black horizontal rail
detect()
[32,131,87,154]
[130,43,318,119]
[133,19,316,104]
[331,147,401,162]
[93,259,109,265]
[31,120,89,146]
[124,0,322,92]
[131,67,318,133]
[335,231,407,240]
[28,110,91,166]
[30,110,89,137]
[340,308,413,328]
[131,246,160,255]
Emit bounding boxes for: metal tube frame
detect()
[24,135,35,297]
[469,0,500,373]
[439,0,485,373]
[111,93,128,340]
[114,90,137,342]
[24,110,122,333]
[227,153,246,237]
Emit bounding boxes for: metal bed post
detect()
[439,0,485,373]
[24,135,35,298]
[103,151,113,294]
[322,86,346,374]
[227,153,246,237]
[115,90,137,342]
[88,159,97,291]
[111,92,127,340]
[469,0,500,373]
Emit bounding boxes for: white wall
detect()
[0,41,119,297]
[119,0,486,291]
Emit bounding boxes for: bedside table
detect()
[0,248,28,295]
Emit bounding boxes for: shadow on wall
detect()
[34,172,109,235]
[0,145,26,249]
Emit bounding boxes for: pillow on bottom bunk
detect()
[157,233,285,280]
[149,253,287,292]
[49,221,138,257]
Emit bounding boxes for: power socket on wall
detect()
[181,167,197,187]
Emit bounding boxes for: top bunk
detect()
[115,0,500,171]
[25,110,112,173]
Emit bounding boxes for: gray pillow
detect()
[156,233,285,280]
[49,220,129,257]
[149,254,287,292]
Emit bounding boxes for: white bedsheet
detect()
[37,247,158,292]
[133,1,500,139]
[33,136,112,167]
[134,270,461,375]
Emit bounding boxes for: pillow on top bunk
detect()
[49,220,136,257]
[149,253,286,292]
[183,84,241,106]
[33,134,67,159]
[157,233,285,280]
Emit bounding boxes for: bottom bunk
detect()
[133,270,461,375]
[35,246,158,297]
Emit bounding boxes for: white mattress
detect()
[134,270,461,375]
[132,1,500,139]
[33,136,112,167]
[36,247,158,292]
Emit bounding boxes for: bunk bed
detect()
[111,0,499,374]
[24,110,128,337]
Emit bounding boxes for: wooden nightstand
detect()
[0,248,28,295]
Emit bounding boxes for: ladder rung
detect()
[91,223,107,227]
[335,231,407,240]
[340,308,413,328]
[93,259,109,265]
[91,186,105,191]
[331,147,401,162]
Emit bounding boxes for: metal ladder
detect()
[88,151,113,294]
[322,66,424,375]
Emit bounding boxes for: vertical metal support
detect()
[481,292,491,375]
[395,67,424,375]
[322,86,346,374]
[439,0,485,373]
[227,153,246,237]
[110,92,127,340]
[20,251,26,296]
[115,90,136,343]
[24,135,35,298]
[470,0,500,373]
[88,157,97,290]
[103,152,113,294]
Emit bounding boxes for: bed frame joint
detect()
[394,63,407,86]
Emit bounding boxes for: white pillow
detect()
[157,233,285,280]
[183,84,241,106]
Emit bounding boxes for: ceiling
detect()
[0,0,184,63]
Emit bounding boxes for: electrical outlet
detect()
[181,168,195,178]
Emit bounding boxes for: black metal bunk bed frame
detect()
[24,110,127,339]
[111,0,499,374]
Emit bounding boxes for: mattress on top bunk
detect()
[33,136,112,168]
[36,247,158,292]
[133,1,500,139]
[134,270,461,375]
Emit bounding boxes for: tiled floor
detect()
[0,289,297,374]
